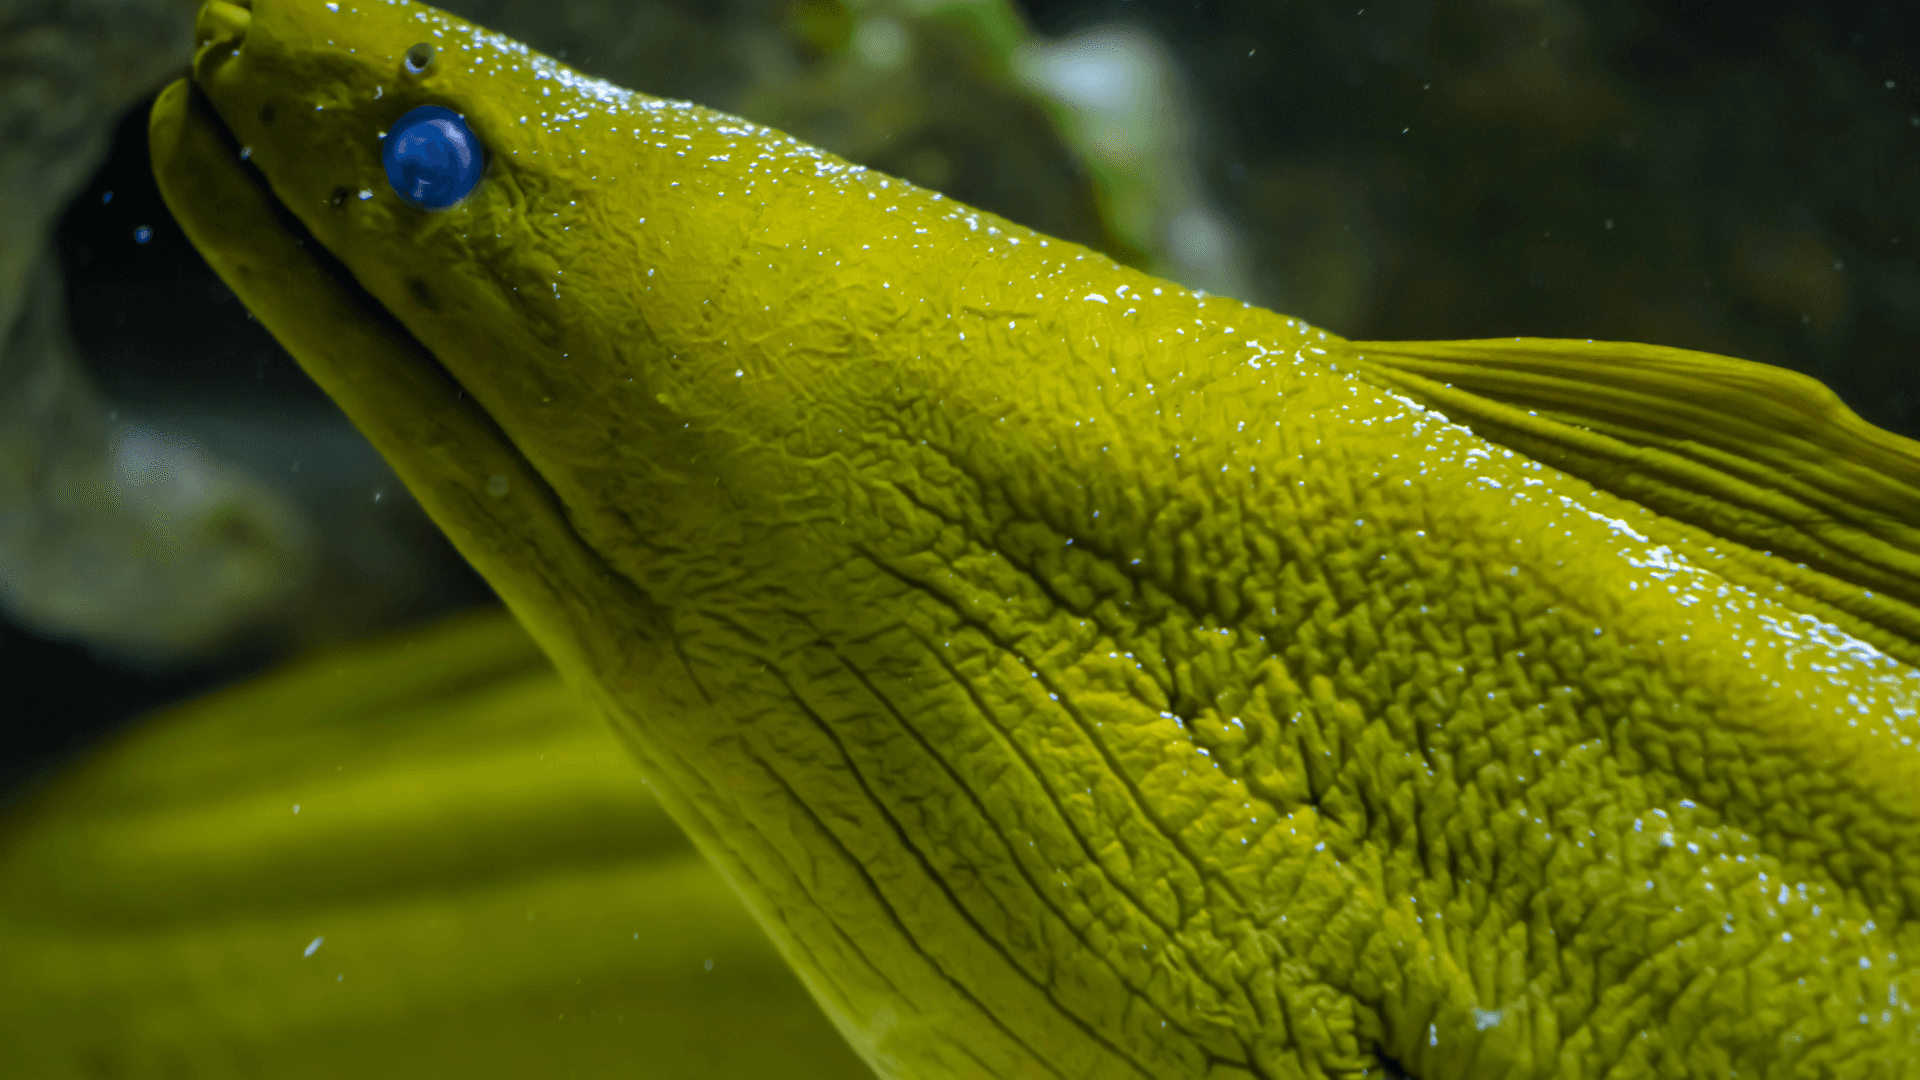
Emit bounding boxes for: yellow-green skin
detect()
[152,2,1920,1076]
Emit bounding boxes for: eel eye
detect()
[382,105,483,211]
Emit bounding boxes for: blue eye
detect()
[382,105,483,210]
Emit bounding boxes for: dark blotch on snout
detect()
[407,278,440,312]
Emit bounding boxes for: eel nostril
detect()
[331,187,351,210]
[259,103,275,126]
[404,42,434,74]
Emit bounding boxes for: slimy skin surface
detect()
[151,2,1920,1076]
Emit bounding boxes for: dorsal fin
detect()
[1345,336,1920,664]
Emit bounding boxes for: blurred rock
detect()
[0,0,316,666]
[0,0,193,328]
[1014,23,1256,301]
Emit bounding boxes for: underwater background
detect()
[4,0,1918,803]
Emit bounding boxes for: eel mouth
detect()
[179,0,464,416]
[160,71,506,501]
[187,84,454,394]
[150,70,664,659]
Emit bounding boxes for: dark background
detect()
[7,0,1917,799]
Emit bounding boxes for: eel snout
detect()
[195,1,252,71]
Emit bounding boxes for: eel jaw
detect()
[148,76,663,691]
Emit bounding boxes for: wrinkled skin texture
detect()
[152,1,1920,1076]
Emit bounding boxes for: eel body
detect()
[150,1,1920,1076]
[0,611,868,1079]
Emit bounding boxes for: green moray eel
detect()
[149,2,1920,1076]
